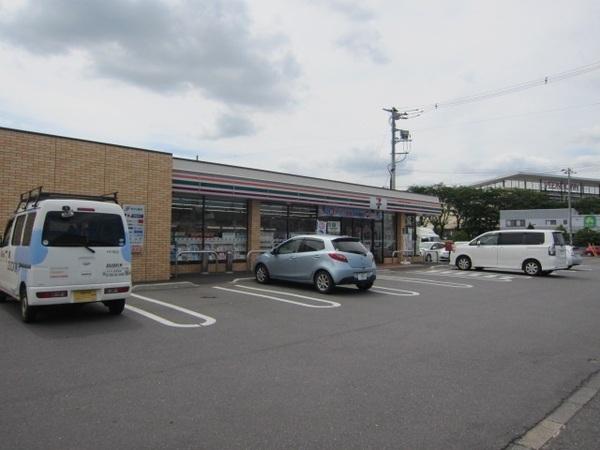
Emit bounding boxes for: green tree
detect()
[573,228,600,246]
[574,197,600,214]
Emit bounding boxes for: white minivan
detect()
[0,188,132,322]
[450,230,568,276]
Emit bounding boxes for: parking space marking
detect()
[377,275,473,288]
[371,286,420,296]
[130,293,216,326]
[213,286,341,308]
[413,269,518,282]
[125,305,201,328]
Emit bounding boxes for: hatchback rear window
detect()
[42,212,125,247]
[332,238,367,255]
[552,232,566,246]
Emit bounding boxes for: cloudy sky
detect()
[1,0,599,189]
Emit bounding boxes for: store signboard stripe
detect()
[173,169,441,209]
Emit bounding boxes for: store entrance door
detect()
[339,218,382,263]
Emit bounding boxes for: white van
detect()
[450,229,568,276]
[417,226,442,253]
[0,188,132,322]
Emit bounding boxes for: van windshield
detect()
[42,212,125,247]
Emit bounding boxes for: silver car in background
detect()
[254,235,377,294]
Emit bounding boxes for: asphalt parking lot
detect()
[1,260,600,449]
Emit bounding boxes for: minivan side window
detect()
[498,233,524,245]
[11,215,26,246]
[21,212,37,247]
[476,234,498,246]
[523,232,544,245]
[552,232,566,246]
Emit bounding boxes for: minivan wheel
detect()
[255,264,270,284]
[106,299,125,315]
[20,288,37,323]
[456,255,472,271]
[523,259,542,276]
[314,270,335,294]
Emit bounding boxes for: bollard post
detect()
[226,251,234,273]
[202,252,209,275]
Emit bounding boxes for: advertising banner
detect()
[123,204,145,253]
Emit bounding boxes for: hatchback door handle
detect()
[313,255,320,259]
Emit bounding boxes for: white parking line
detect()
[371,286,420,296]
[415,270,516,282]
[377,275,472,288]
[125,305,201,328]
[130,293,216,326]
[213,286,340,308]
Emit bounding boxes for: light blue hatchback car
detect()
[254,235,377,294]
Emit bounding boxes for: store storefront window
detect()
[289,205,317,237]
[171,195,248,263]
[204,198,247,261]
[260,203,288,250]
[171,195,203,263]
[383,212,396,258]
[402,214,417,255]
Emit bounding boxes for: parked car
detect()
[450,229,568,276]
[423,242,450,262]
[0,188,131,322]
[583,244,600,256]
[254,235,376,293]
[565,245,583,269]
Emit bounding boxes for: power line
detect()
[398,59,600,114]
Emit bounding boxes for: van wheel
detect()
[314,270,335,294]
[20,288,37,323]
[456,255,472,271]
[425,254,432,263]
[255,264,270,284]
[523,259,542,276]
[106,299,125,315]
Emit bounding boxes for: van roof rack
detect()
[15,187,119,212]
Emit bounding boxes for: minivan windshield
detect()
[42,212,125,247]
[332,238,367,255]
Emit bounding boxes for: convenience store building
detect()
[0,127,441,282]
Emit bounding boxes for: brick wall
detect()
[0,128,172,282]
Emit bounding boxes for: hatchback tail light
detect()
[104,286,130,294]
[548,245,556,256]
[36,290,68,299]
[328,252,348,263]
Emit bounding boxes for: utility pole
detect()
[561,167,576,244]
[383,107,415,190]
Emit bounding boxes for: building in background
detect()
[471,172,600,200]
[500,208,600,233]
[0,127,441,282]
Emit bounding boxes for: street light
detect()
[561,168,575,245]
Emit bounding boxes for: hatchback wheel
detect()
[314,270,334,294]
[456,255,472,271]
[255,264,270,284]
[356,281,373,291]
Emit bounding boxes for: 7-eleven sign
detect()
[370,196,388,210]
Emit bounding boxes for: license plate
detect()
[73,290,97,302]
[356,272,369,281]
